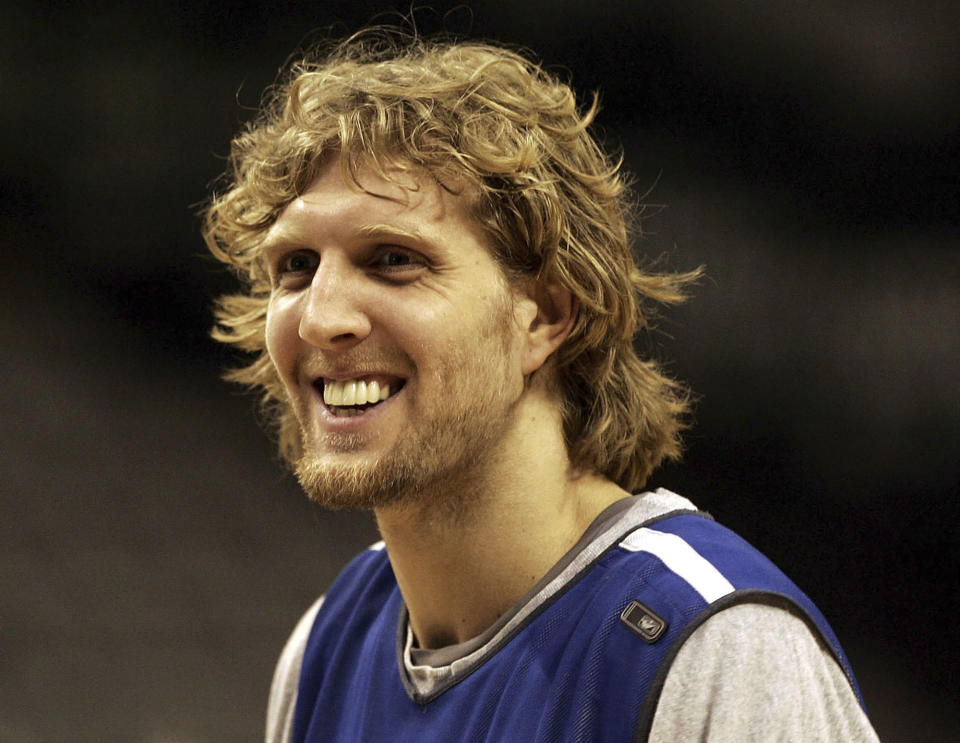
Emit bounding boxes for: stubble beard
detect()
[293,386,514,515]
[292,304,519,516]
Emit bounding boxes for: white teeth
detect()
[323,378,397,408]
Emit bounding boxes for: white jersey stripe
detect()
[618,527,735,603]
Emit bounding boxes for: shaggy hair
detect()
[204,30,700,491]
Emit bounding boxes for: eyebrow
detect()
[355,223,425,242]
[260,222,438,259]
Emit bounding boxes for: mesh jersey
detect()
[290,490,863,743]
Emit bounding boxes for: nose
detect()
[298,259,372,351]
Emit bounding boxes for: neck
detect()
[373,393,630,649]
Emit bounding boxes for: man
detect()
[205,30,879,742]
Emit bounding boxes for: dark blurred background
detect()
[2,2,957,741]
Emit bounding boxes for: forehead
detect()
[258,158,523,297]
[264,158,477,247]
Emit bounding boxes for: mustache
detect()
[293,350,413,379]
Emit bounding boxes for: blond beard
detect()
[293,390,514,514]
[292,296,518,515]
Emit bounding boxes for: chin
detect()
[294,449,427,511]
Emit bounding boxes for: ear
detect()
[516,280,577,376]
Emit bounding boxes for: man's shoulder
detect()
[606,502,844,669]
[604,491,816,604]
[646,601,880,743]
[599,497,866,716]
[334,539,390,576]
[613,507,795,593]
[314,539,396,619]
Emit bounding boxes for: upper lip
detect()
[310,371,406,382]
[304,371,409,396]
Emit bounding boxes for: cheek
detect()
[265,297,299,381]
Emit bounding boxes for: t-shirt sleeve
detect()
[265,596,324,743]
[647,602,880,742]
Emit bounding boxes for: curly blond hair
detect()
[204,29,699,491]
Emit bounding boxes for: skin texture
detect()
[264,159,631,647]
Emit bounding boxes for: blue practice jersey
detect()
[290,491,864,743]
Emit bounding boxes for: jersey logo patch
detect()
[620,600,668,643]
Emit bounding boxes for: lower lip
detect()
[312,385,402,429]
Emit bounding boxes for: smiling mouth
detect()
[319,377,404,418]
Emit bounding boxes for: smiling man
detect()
[205,30,879,743]
[262,161,538,517]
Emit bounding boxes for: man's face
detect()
[263,159,527,510]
